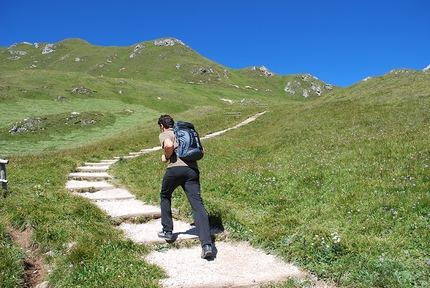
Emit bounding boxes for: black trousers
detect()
[160,166,211,246]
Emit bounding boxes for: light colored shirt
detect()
[159,129,198,169]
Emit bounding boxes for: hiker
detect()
[157,115,213,259]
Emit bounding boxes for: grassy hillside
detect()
[1,37,335,94]
[1,37,335,156]
[0,38,429,287]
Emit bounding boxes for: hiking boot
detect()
[157,231,174,241]
[201,244,212,259]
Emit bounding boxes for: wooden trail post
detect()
[1,159,8,192]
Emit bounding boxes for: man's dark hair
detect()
[158,115,174,128]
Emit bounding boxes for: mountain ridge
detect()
[1,37,336,98]
[2,37,429,90]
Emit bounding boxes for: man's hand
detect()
[161,154,169,163]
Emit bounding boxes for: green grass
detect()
[112,80,430,287]
[1,98,159,155]
[0,224,26,287]
[0,38,429,287]
[0,152,166,287]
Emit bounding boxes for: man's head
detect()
[158,115,174,129]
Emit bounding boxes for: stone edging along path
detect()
[65,112,328,288]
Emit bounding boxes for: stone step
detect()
[100,159,118,164]
[118,219,199,244]
[68,172,112,180]
[145,241,305,288]
[114,155,136,159]
[65,180,114,191]
[94,199,161,219]
[77,165,110,172]
[73,187,136,201]
[85,160,117,166]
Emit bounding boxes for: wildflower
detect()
[427,261,430,265]
[403,250,409,255]
[80,261,84,265]
[69,264,74,268]
[379,258,384,263]
[331,232,341,243]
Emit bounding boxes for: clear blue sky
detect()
[2,1,429,87]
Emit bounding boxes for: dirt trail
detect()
[201,111,266,140]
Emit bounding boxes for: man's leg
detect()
[183,168,212,246]
[160,168,180,233]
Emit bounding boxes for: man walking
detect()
[157,115,213,259]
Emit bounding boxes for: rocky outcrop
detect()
[303,89,309,97]
[284,74,333,97]
[9,118,43,134]
[223,69,229,78]
[259,66,274,76]
[70,85,92,96]
[154,38,185,46]
[7,42,35,55]
[130,44,145,58]
[252,65,275,76]
[8,50,27,55]
[42,44,55,54]
[284,81,298,94]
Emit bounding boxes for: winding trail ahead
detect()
[65,112,330,287]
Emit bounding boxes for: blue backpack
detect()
[173,121,204,161]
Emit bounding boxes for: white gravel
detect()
[145,241,305,288]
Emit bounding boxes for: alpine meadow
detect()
[0,38,429,287]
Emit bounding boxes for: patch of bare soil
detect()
[9,227,49,288]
